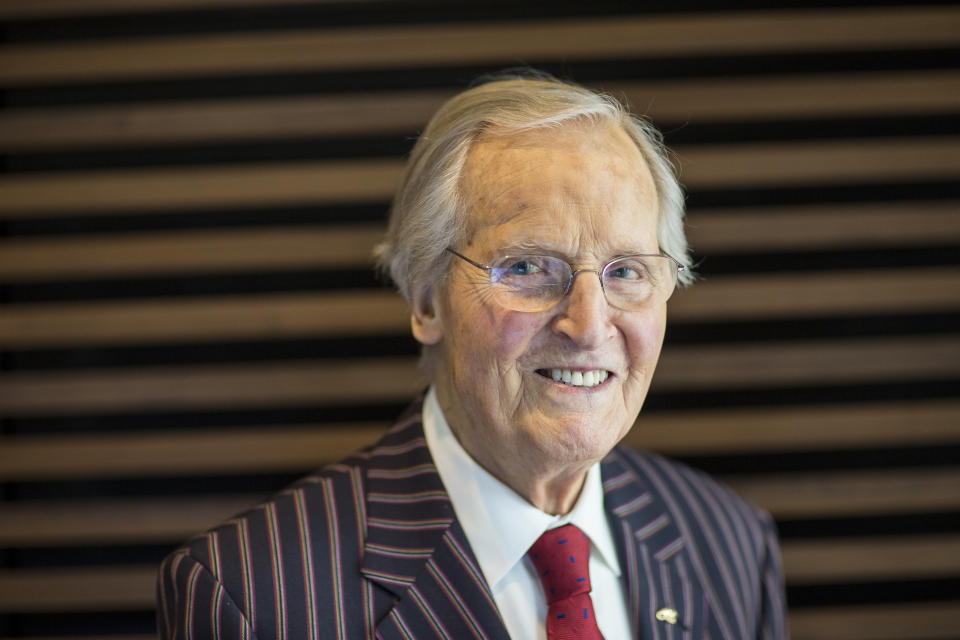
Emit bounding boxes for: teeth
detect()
[546,369,609,388]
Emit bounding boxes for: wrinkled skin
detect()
[412,119,667,515]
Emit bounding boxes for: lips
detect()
[536,368,610,388]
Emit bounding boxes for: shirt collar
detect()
[422,386,622,590]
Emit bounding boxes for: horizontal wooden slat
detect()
[677,137,960,188]
[1,336,958,415]
[654,335,960,390]
[611,71,960,122]
[0,291,411,347]
[727,468,960,518]
[2,203,958,281]
[0,159,404,216]
[782,535,960,582]
[686,202,960,252]
[668,267,960,321]
[1,9,957,85]
[0,225,384,280]
[0,90,450,151]
[0,357,427,415]
[4,71,959,151]
[0,495,262,546]
[626,399,960,454]
[2,138,957,217]
[0,423,389,480]
[2,400,958,480]
[0,566,156,612]
[790,602,960,640]
[4,469,958,546]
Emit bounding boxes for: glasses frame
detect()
[445,247,685,312]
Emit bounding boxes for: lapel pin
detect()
[655,607,679,625]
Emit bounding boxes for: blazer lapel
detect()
[602,449,709,640]
[360,406,511,640]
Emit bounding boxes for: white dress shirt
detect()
[422,387,634,640]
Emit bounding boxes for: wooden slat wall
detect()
[1,2,958,638]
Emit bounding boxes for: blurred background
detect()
[1,1,959,638]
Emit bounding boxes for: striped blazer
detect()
[157,399,788,639]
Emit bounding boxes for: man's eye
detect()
[609,265,641,279]
[507,260,540,275]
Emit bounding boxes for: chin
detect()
[536,414,625,464]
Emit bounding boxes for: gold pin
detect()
[655,607,679,625]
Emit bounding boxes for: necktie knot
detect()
[528,524,604,639]
[528,524,593,603]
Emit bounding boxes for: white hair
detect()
[375,71,694,309]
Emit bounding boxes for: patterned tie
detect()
[528,524,605,640]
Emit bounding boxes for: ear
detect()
[410,285,444,346]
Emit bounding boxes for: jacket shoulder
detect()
[157,452,375,637]
[157,401,432,638]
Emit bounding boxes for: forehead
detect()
[460,119,659,255]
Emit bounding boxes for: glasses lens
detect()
[603,256,677,310]
[489,255,569,311]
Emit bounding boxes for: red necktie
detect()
[528,524,605,640]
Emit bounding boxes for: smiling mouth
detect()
[536,368,610,388]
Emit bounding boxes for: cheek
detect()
[625,309,667,369]
[448,303,544,377]
[495,312,545,361]
[471,316,545,389]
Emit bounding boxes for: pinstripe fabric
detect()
[158,399,787,639]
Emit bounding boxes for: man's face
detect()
[415,119,667,502]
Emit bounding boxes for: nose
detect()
[552,270,616,348]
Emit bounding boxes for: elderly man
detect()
[159,73,788,639]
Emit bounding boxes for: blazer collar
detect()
[360,401,511,640]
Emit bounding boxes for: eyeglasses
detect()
[446,248,684,313]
